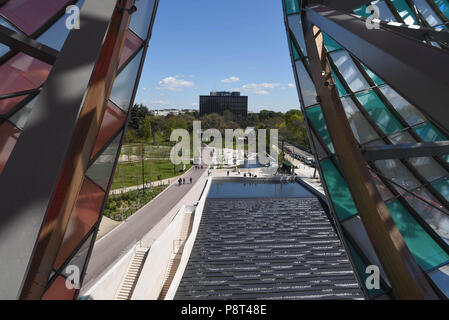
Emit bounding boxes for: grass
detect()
[104,186,167,221]
[111,159,192,190]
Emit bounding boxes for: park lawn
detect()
[111,159,192,190]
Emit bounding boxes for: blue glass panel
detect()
[129,0,156,39]
[37,0,85,50]
[386,200,449,271]
[306,105,334,153]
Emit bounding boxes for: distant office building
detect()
[200,91,248,116]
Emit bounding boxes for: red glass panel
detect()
[0,95,28,115]
[0,0,71,35]
[42,276,76,300]
[54,178,105,269]
[0,53,51,96]
[91,101,126,159]
[0,122,20,174]
[119,30,143,68]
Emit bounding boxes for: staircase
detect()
[115,247,149,300]
[158,212,194,300]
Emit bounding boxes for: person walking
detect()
[227,171,229,176]
[178,178,182,186]
[190,177,192,184]
[182,178,185,184]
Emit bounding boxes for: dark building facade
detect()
[200,91,248,116]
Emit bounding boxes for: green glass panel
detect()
[434,0,449,19]
[362,64,384,86]
[354,5,370,17]
[291,40,300,60]
[386,200,449,271]
[347,242,384,299]
[391,0,418,24]
[285,0,300,15]
[306,106,334,153]
[331,67,347,97]
[432,178,449,200]
[320,159,358,221]
[414,122,449,162]
[322,32,341,52]
[356,91,403,135]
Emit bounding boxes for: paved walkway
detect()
[81,162,209,291]
[109,172,187,195]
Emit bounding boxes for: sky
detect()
[134,0,300,113]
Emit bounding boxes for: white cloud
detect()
[288,83,295,88]
[151,100,171,105]
[157,76,195,91]
[239,83,280,95]
[142,87,147,91]
[221,76,240,83]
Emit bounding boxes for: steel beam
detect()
[304,5,449,136]
[0,25,58,65]
[364,140,449,161]
[0,0,117,300]
[308,0,372,12]
[304,24,437,299]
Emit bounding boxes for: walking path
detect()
[81,162,209,292]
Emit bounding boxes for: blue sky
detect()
[134,0,300,113]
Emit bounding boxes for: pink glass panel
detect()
[0,53,51,96]
[0,0,71,35]
[0,122,20,174]
[119,30,143,68]
[91,101,126,159]
[0,95,28,115]
[42,276,76,300]
[54,178,105,269]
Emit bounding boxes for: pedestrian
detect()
[183,178,185,184]
[227,171,229,176]
[190,177,192,184]
[178,178,182,186]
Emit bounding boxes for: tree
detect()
[140,115,152,142]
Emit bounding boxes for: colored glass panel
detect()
[432,178,449,200]
[386,200,449,271]
[42,276,76,300]
[0,122,20,174]
[8,95,38,129]
[0,95,28,115]
[379,85,425,126]
[403,187,449,245]
[37,0,85,50]
[414,0,446,28]
[391,0,418,25]
[61,232,94,278]
[346,241,385,299]
[285,0,300,15]
[86,133,122,190]
[109,50,143,111]
[291,40,300,60]
[306,105,334,153]
[320,159,358,221]
[0,0,71,35]
[91,101,126,159]
[340,97,379,144]
[288,14,307,55]
[414,122,449,162]
[408,156,447,182]
[129,0,156,39]
[0,53,51,96]
[374,159,420,195]
[322,32,341,52]
[428,264,449,298]
[356,91,403,135]
[330,67,347,97]
[119,30,143,68]
[330,51,370,93]
[295,61,317,107]
[362,64,384,86]
[54,179,104,269]
[433,0,449,18]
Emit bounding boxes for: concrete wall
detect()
[131,205,194,300]
[164,177,213,300]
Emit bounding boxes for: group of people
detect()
[178,177,193,186]
[193,165,203,169]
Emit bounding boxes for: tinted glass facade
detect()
[200,93,248,117]
[0,0,159,299]
[284,0,449,299]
